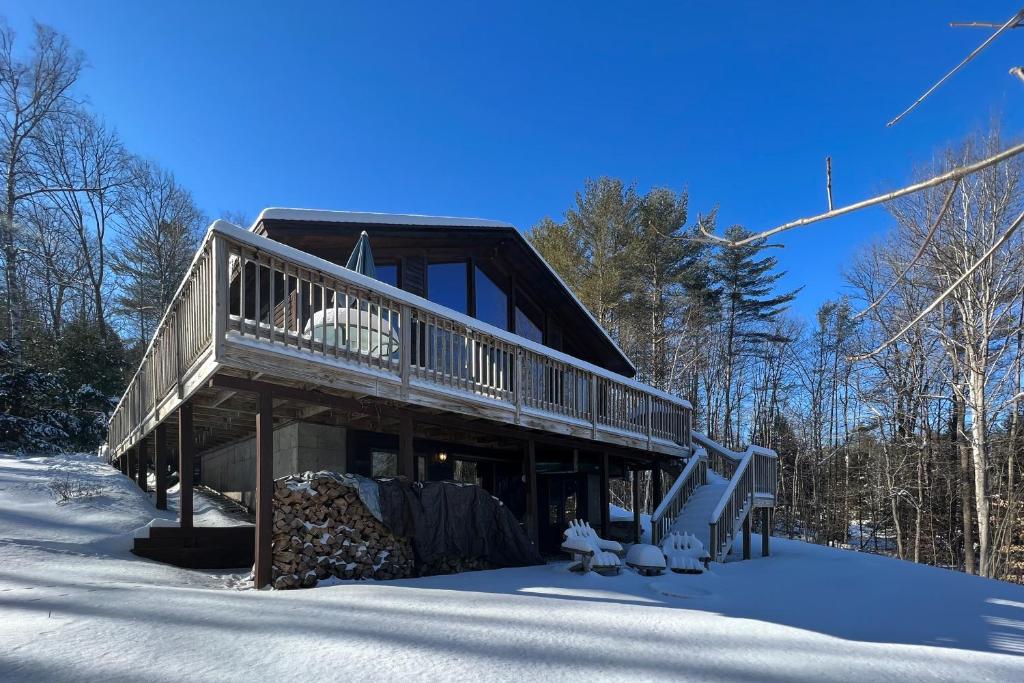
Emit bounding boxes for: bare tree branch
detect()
[950,20,1024,29]
[852,178,960,320]
[888,8,1024,127]
[698,141,1024,247]
[850,205,1024,361]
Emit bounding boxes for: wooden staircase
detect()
[651,432,778,562]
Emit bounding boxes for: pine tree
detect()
[711,225,799,446]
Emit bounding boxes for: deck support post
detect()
[128,448,137,482]
[742,510,752,560]
[652,462,663,508]
[178,402,194,531]
[524,439,538,545]
[120,454,128,476]
[255,390,274,589]
[632,468,641,543]
[762,508,771,557]
[399,415,414,481]
[155,423,168,510]
[600,452,610,539]
[137,438,149,492]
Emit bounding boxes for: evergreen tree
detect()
[711,225,799,445]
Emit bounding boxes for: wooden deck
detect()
[107,221,693,461]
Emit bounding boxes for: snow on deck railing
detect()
[695,432,777,561]
[650,447,707,546]
[108,220,694,456]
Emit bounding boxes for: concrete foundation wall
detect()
[201,422,346,510]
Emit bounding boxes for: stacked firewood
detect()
[271,473,415,590]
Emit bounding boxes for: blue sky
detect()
[4,1,1023,318]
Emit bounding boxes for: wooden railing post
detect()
[514,349,523,425]
[589,374,598,439]
[174,311,183,399]
[211,236,229,361]
[645,397,652,450]
[400,304,412,399]
[742,511,752,560]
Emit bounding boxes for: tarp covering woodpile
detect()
[377,478,544,570]
[271,471,542,589]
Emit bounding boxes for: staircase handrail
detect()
[650,447,707,545]
[697,433,777,561]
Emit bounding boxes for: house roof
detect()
[253,208,514,230]
[249,208,637,377]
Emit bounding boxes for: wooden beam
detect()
[208,373,659,462]
[178,402,194,531]
[762,508,771,557]
[632,468,641,544]
[743,510,752,561]
[652,461,663,507]
[600,452,610,539]
[137,438,149,492]
[155,424,168,510]
[399,415,414,480]
[255,390,274,589]
[525,439,538,545]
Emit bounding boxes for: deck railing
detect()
[694,432,777,561]
[107,221,693,456]
[107,233,219,454]
[650,447,707,546]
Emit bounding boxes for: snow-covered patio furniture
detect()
[625,543,666,576]
[561,520,622,575]
[661,531,709,574]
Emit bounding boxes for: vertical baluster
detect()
[239,251,246,331]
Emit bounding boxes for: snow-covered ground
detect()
[2,452,1024,681]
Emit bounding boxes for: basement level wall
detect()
[201,422,346,510]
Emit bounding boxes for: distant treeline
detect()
[529,131,1024,582]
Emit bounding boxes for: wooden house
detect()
[107,209,777,587]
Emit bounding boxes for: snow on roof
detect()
[251,208,514,231]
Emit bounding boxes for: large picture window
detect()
[515,289,544,344]
[474,266,508,330]
[427,262,468,314]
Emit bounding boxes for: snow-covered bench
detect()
[661,531,709,574]
[561,520,622,575]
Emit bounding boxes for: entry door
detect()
[537,473,588,554]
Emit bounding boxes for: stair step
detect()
[131,544,253,569]
[147,526,254,542]
[132,526,255,569]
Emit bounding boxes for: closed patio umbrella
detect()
[345,230,378,279]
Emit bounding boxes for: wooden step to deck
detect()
[131,526,254,569]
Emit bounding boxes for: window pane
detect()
[428,262,468,313]
[376,264,398,287]
[516,305,543,344]
[474,266,508,330]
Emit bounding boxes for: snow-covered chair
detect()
[561,520,622,575]
[625,543,667,576]
[660,531,709,574]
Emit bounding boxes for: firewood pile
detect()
[271,473,415,590]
